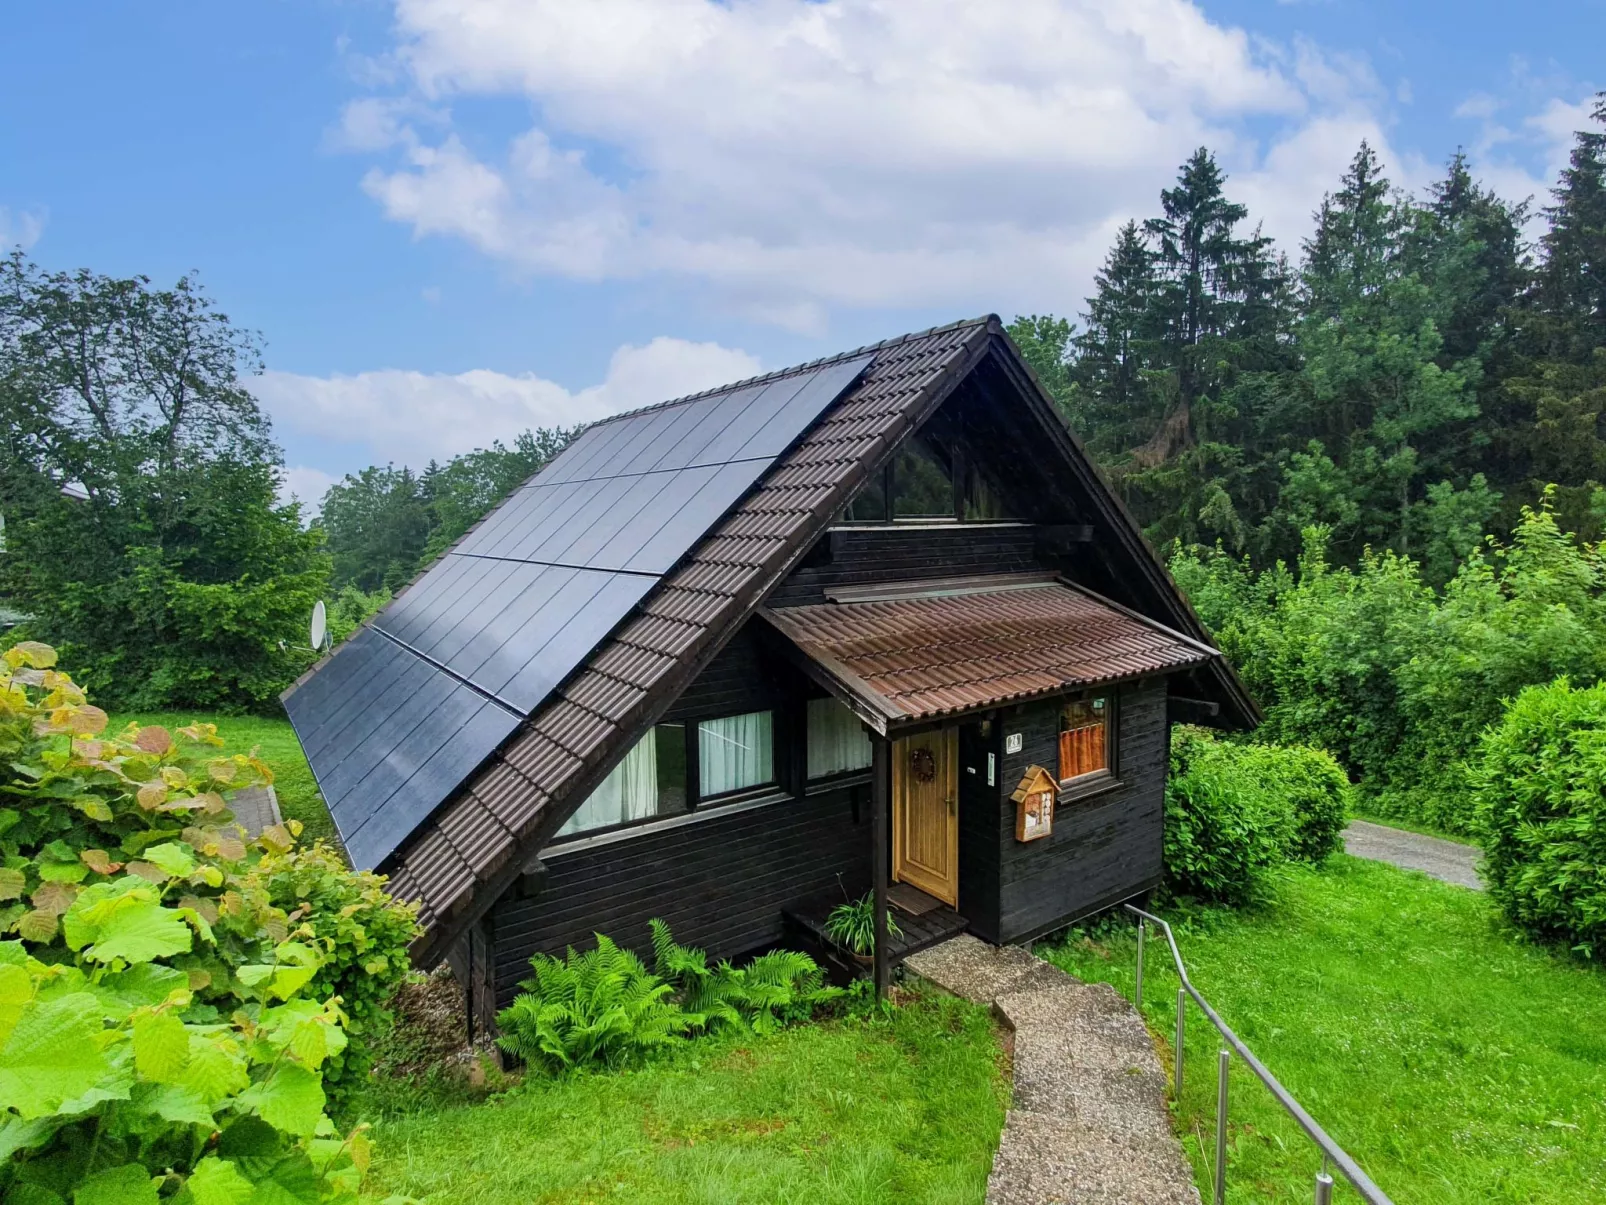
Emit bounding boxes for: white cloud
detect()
[252,336,762,469]
[345,0,1405,327]
[1451,92,1598,228]
[0,207,45,251]
[278,466,341,517]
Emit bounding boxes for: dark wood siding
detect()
[490,786,870,1006]
[770,525,1040,607]
[956,718,1002,940]
[444,919,498,1042]
[661,622,785,721]
[993,679,1168,942]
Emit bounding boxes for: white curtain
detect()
[699,711,774,796]
[807,698,872,778]
[557,729,659,837]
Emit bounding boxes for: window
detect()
[807,697,872,779]
[698,710,775,797]
[556,724,689,838]
[1059,696,1111,783]
[891,437,955,519]
[838,432,1019,524]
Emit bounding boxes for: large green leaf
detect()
[72,1164,160,1205]
[132,1011,189,1082]
[180,1034,249,1105]
[140,842,196,879]
[65,882,191,965]
[100,963,188,1011]
[238,1063,325,1139]
[129,1082,215,1129]
[0,992,109,1119]
[183,1157,253,1205]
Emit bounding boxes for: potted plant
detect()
[824,892,902,963]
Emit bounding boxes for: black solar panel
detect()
[284,354,873,869]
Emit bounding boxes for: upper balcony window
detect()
[840,433,1019,524]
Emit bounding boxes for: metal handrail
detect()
[1124,903,1393,1205]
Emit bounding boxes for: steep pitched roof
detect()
[286,315,1256,967]
[382,320,997,965]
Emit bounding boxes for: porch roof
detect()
[759,576,1217,732]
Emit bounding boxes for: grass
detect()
[366,986,1010,1205]
[108,711,337,847]
[1042,856,1606,1204]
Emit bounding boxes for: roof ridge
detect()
[591,314,996,428]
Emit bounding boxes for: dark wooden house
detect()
[282,317,1256,1028]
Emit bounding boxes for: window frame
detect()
[804,695,874,785]
[838,432,1020,525]
[1057,691,1118,792]
[690,708,783,806]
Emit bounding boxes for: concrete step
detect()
[986,1109,1201,1205]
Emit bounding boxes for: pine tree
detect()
[1071,222,1158,454]
[1534,93,1606,363]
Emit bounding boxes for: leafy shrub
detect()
[649,919,839,1034]
[1236,743,1351,863]
[0,641,397,1201]
[1172,497,1606,834]
[822,892,903,956]
[1163,729,1292,905]
[1473,678,1606,956]
[248,840,417,1114]
[495,935,691,1073]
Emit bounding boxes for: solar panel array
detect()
[284,355,873,870]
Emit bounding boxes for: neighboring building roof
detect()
[280,315,1257,967]
[283,354,874,871]
[758,577,1215,729]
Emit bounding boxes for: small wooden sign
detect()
[1011,764,1057,842]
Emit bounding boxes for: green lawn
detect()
[1043,856,1606,1204]
[109,711,336,847]
[367,987,1009,1205]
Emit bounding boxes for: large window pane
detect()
[807,697,872,779]
[556,725,688,837]
[892,437,955,519]
[699,711,775,796]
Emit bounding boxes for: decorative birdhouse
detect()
[1011,764,1057,842]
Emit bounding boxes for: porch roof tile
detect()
[761,580,1216,725]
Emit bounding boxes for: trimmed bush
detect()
[1238,743,1352,863]
[1473,678,1606,956]
[1163,729,1292,905]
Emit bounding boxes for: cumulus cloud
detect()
[345,0,1402,327]
[277,466,342,516]
[252,336,762,470]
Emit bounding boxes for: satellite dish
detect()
[309,600,328,653]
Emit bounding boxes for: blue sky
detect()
[2,0,1601,505]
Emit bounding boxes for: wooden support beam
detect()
[1168,696,1222,726]
[871,734,891,1002]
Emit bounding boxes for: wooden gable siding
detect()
[993,678,1169,943]
[489,786,868,1007]
[659,621,784,722]
[768,524,1039,608]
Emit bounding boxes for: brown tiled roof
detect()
[761,580,1215,726]
[392,318,995,964]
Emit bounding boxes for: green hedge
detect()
[1473,678,1606,956]
[1164,730,1351,905]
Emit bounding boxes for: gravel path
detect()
[906,935,1200,1205]
[1343,819,1483,889]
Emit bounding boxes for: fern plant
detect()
[495,934,692,1073]
[649,919,840,1034]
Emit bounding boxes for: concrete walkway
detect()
[906,935,1200,1205]
[1343,819,1483,889]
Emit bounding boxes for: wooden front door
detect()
[892,728,959,906]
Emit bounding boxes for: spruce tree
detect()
[1071,221,1158,455]
[1535,93,1606,362]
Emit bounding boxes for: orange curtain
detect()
[1059,721,1107,780]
